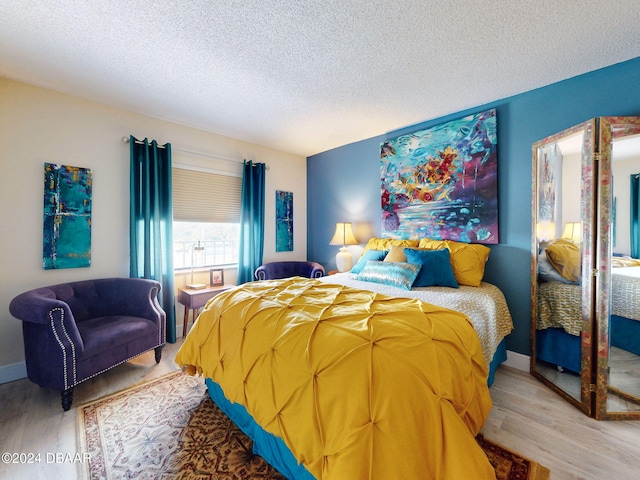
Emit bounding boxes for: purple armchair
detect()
[9,278,166,411]
[254,261,325,280]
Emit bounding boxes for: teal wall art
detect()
[276,190,293,252]
[43,162,92,269]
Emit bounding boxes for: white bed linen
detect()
[318,272,513,368]
[612,266,640,321]
[536,281,581,336]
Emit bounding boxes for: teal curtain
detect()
[237,160,266,284]
[129,136,176,343]
[631,174,640,258]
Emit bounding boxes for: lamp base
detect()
[186,283,207,290]
[335,247,353,273]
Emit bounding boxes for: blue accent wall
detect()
[307,56,640,356]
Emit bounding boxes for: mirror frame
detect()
[530,119,596,417]
[532,116,640,420]
[596,116,640,420]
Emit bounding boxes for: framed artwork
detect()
[380,108,499,244]
[538,143,558,224]
[43,163,92,269]
[276,190,293,252]
[210,269,224,286]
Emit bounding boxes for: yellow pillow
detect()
[384,245,409,262]
[418,238,490,286]
[545,239,580,283]
[362,237,419,255]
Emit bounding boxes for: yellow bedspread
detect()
[176,277,494,479]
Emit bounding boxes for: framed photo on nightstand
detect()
[210,269,224,286]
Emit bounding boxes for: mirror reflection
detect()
[607,127,640,413]
[534,128,589,405]
[531,117,640,419]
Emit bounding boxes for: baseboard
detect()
[504,350,530,372]
[0,361,27,384]
[0,349,530,384]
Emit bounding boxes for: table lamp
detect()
[561,222,581,243]
[187,241,207,289]
[329,222,358,272]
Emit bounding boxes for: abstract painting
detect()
[43,163,92,269]
[275,190,293,252]
[380,108,499,244]
[538,143,558,224]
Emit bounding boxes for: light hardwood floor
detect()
[1,341,639,479]
[483,366,640,479]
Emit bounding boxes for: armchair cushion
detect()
[10,277,166,410]
[254,261,325,280]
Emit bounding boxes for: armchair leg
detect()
[154,346,163,363]
[61,388,74,411]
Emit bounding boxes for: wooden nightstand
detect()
[178,284,233,336]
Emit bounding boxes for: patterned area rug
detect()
[77,371,549,480]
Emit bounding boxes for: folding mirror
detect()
[531,116,640,420]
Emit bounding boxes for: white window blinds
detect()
[172,167,242,223]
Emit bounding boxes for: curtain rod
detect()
[121,137,268,169]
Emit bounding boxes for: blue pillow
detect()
[350,249,389,274]
[355,260,421,290]
[404,248,459,288]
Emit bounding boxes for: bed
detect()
[317,272,513,385]
[536,263,640,373]
[176,238,514,479]
[610,265,640,355]
[177,277,497,479]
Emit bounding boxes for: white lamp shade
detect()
[536,221,555,242]
[329,222,357,246]
[561,222,581,243]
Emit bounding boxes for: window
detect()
[172,166,242,269]
[173,222,239,268]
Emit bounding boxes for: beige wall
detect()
[0,78,307,381]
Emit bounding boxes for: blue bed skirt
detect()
[536,317,640,374]
[536,327,581,373]
[204,338,508,479]
[487,339,507,386]
[611,315,640,355]
[205,378,315,479]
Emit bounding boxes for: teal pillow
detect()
[350,249,389,274]
[355,260,421,290]
[404,248,459,288]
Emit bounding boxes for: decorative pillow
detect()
[404,248,459,288]
[544,238,580,283]
[355,260,421,290]
[418,238,490,287]
[362,237,420,254]
[350,249,388,274]
[611,255,640,268]
[538,251,578,284]
[383,245,408,262]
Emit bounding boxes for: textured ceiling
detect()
[1,1,640,157]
